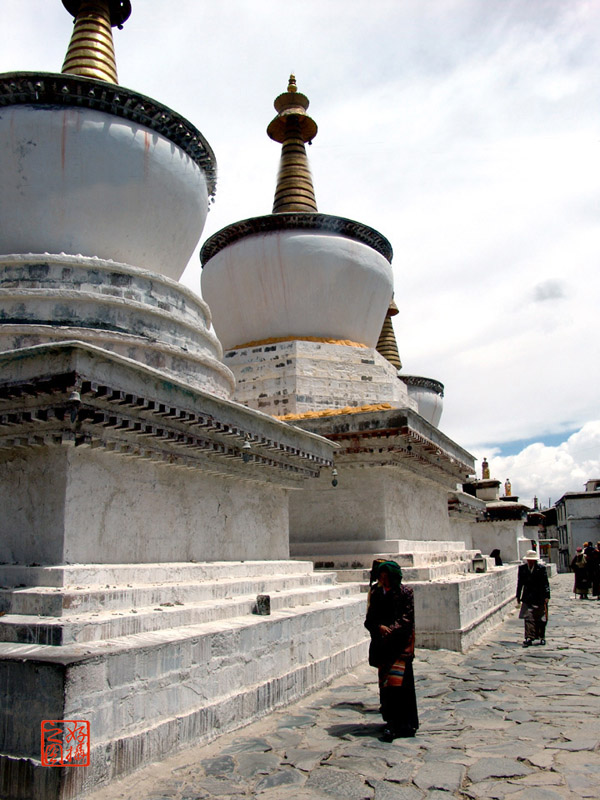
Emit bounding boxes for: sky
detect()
[1,0,598,507]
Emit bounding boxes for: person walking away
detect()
[571,547,590,599]
[588,542,600,600]
[516,549,550,647]
[364,560,419,740]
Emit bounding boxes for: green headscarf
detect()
[378,560,403,588]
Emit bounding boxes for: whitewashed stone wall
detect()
[413,565,519,651]
[466,519,527,563]
[383,471,455,542]
[448,517,475,550]
[290,466,455,546]
[0,591,369,799]
[0,445,290,565]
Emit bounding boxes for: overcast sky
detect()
[1,1,598,506]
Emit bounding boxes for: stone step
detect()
[0,571,341,617]
[291,539,470,557]
[322,558,475,585]
[0,593,370,798]
[0,582,364,645]
[0,560,318,589]
[308,550,480,570]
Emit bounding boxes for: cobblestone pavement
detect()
[87,573,600,800]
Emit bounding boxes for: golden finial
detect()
[61,1,132,84]
[267,75,318,213]
[376,299,402,370]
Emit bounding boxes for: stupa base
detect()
[0,560,368,800]
[224,339,414,416]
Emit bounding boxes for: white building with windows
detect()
[555,481,600,571]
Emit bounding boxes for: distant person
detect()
[490,548,503,566]
[584,542,600,600]
[365,560,419,740]
[593,543,600,600]
[571,547,590,599]
[516,549,550,647]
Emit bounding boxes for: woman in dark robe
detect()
[364,560,419,740]
[584,542,600,599]
[571,547,590,598]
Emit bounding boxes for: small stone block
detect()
[255,594,271,615]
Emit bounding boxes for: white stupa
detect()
[0,8,370,798]
[201,76,413,416]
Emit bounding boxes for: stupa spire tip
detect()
[267,74,318,213]
[61,0,132,83]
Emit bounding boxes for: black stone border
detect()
[200,213,393,265]
[401,375,444,397]
[0,72,217,197]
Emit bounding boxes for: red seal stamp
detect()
[41,720,90,767]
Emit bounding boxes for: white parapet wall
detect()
[412,565,519,652]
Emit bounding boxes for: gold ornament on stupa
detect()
[376,298,402,370]
[61,0,132,84]
[267,75,318,213]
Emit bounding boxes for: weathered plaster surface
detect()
[226,340,411,415]
[466,519,526,562]
[0,106,208,280]
[290,467,454,545]
[0,447,68,564]
[0,445,290,565]
[383,471,454,542]
[290,468,387,543]
[0,255,234,398]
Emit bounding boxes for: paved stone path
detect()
[87,573,600,800]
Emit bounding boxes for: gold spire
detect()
[267,75,318,213]
[376,299,402,370]
[61,1,131,84]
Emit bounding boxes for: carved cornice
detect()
[0,72,216,197]
[401,375,444,397]
[0,342,333,486]
[200,213,393,265]
[0,360,334,485]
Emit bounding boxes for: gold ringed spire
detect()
[268,75,318,214]
[61,0,131,84]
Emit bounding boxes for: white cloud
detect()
[471,421,600,507]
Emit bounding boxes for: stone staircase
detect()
[293,538,491,582]
[0,560,370,800]
[0,561,360,645]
